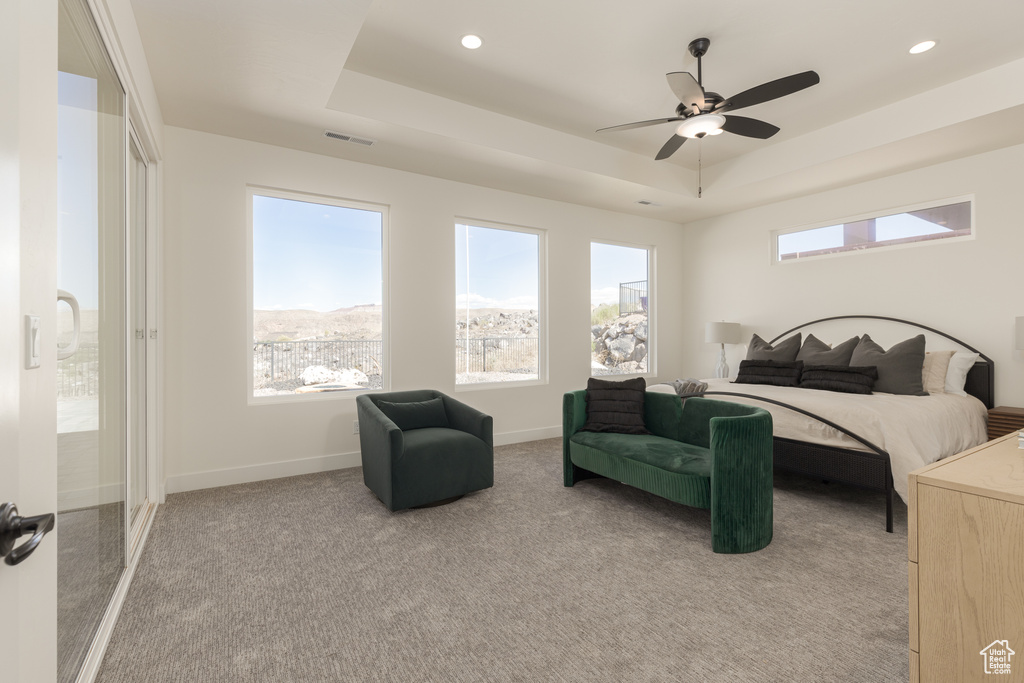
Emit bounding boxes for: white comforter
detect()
[648,378,988,503]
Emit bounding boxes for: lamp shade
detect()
[1017,316,1024,350]
[705,321,741,345]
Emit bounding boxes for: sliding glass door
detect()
[57,0,128,680]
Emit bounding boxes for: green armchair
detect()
[564,391,774,553]
[357,390,493,511]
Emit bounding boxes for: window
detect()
[455,221,544,385]
[775,198,972,262]
[591,242,651,376]
[249,188,386,399]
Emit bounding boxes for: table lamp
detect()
[706,322,741,378]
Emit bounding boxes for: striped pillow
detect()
[734,359,803,387]
[799,365,878,394]
[581,377,651,435]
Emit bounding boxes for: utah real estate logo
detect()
[980,640,1014,675]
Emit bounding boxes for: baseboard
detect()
[165,425,561,494]
[494,425,561,446]
[165,450,363,494]
[58,482,123,512]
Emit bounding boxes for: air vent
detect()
[635,200,660,206]
[323,130,376,147]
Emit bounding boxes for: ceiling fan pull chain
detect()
[698,139,703,199]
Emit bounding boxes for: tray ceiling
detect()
[131,0,1024,221]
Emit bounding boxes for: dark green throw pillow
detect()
[377,397,449,431]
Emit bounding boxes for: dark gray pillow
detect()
[849,334,927,396]
[734,359,803,387]
[377,397,449,431]
[799,365,878,394]
[746,333,801,362]
[796,334,860,366]
[581,377,650,435]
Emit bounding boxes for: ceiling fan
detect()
[598,37,819,160]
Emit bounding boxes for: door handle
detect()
[57,289,80,360]
[0,502,56,566]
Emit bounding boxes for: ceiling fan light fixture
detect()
[676,114,726,139]
[909,40,936,54]
[461,34,483,49]
[599,38,819,161]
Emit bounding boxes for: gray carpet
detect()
[59,503,124,683]
[96,438,909,682]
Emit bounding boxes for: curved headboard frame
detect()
[766,315,994,409]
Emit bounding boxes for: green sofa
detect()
[563,391,774,553]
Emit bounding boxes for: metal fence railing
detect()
[619,280,648,315]
[455,337,538,374]
[60,335,544,396]
[254,340,383,387]
[57,343,100,398]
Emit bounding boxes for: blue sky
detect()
[57,71,103,310]
[455,224,538,309]
[778,211,959,257]
[452,227,650,310]
[253,195,383,311]
[591,242,648,306]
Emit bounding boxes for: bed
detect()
[649,316,994,532]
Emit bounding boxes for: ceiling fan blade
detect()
[597,117,682,133]
[666,72,704,114]
[715,70,820,113]
[721,115,780,139]
[655,134,686,160]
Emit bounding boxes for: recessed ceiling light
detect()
[909,40,936,55]
[461,34,483,50]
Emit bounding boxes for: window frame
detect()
[589,239,656,379]
[246,185,390,404]
[453,217,548,391]
[772,195,975,264]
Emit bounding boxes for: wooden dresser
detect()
[908,433,1024,682]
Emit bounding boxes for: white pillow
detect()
[922,350,955,394]
[944,352,980,396]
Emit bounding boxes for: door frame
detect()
[126,121,157,560]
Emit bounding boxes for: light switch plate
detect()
[25,315,40,369]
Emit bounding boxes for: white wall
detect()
[680,142,1024,407]
[162,127,688,492]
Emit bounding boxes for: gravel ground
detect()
[455,371,539,384]
[253,374,383,397]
